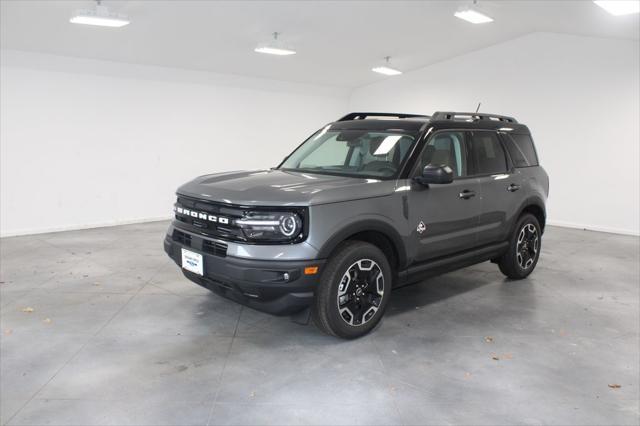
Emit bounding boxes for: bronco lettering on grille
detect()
[174,206,230,224]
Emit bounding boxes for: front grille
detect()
[174,195,246,241]
[172,229,192,247]
[173,195,308,245]
[202,240,228,258]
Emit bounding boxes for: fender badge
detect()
[417,221,426,234]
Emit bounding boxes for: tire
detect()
[312,241,392,339]
[498,213,542,279]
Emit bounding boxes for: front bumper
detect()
[164,231,324,315]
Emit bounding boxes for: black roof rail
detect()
[431,111,518,123]
[338,112,431,121]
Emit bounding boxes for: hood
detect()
[177,169,397,206]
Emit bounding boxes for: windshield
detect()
[279,127,418,179]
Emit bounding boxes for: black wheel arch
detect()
[317,220,407,273]
[513,196,546,234]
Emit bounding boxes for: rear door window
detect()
[503,134,539,167]
[468,131,508,175]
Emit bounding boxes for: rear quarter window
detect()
[503,134,539,167]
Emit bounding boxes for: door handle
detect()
[459,190,476,199]
[507,184,521,192]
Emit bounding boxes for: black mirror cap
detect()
[413,164,454,186]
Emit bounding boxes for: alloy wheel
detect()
[336,259,384,326]
[516,223,539,270]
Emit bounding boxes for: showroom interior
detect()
[0,0,639,425]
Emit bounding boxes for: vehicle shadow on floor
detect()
[384,268,499,317]
[190,266,527,339]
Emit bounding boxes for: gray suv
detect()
[164,111,549,338]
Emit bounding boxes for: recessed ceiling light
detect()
[372,57,402,76]
[454,8,494,24]
[70,1,130,27]
[593,0,640,15]
[254,46,297,56]
[254,32,296,56]
[372,66,403,76]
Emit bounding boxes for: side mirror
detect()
[413,164,454,186]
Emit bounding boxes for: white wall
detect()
[350,32,640,236]
[3,32,639,237]
[0,51,349,236]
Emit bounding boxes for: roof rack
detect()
[338,112,431,121]
[431,111,518,123]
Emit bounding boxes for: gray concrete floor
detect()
[0,221,638,426]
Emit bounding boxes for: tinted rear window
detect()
[469,131,508,175]
[504,134,539,167]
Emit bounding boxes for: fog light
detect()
[283,272,290,281]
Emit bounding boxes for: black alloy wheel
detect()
[336,259,384,326]
[312,241,392,338]
[516,223,539,270]
[498,213,542,279]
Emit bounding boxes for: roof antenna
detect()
[475,102,481,113]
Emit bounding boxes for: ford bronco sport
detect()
[164,111,549,338]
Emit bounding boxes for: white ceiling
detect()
[2,0,639,88]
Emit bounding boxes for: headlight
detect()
[235,211,303,242]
